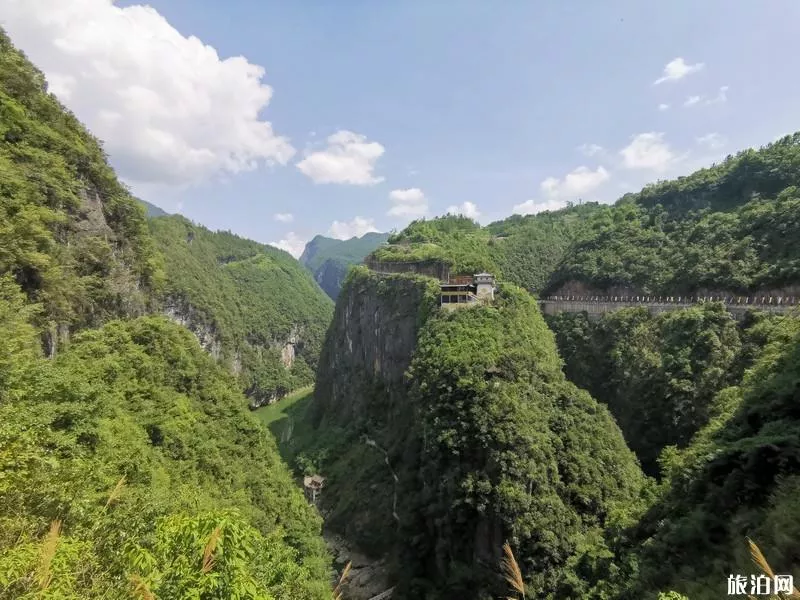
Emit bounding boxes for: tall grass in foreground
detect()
[500,541,526,599]
[748,538,800,599]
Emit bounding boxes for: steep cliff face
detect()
[313,267,439,429]
[308,268,439,557]
[308,268,646,599]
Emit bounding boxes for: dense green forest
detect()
[6,13,800,600]
[0,29,333,598]
[149,215,333,407]
[547,138,800,295]
[300,232,389,299]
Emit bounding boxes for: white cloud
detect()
[708,85,729,105]
[0,0,296,187]
[658,103,670,111]
[653,57,704,85]
[512,198,570,216]
[273,212,294,223]
[328,217,379,240]
[619,132,675,171]
[541,166,610,199]
[270,232,306,258]
[683,86,729,108]
[296,130,385,185]
[578,143,604,157]
[696,133,726,150]
[512,166,610,216]
[445,201,480,219]
[388,188,428,218]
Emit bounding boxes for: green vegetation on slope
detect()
[547,137,800,295]
[372,215,498,275]
[618,314,800,599]
[137,198,170,218]
[0,29,333,599]
[397,284,647,599]
[149,215,334,406]
[485,202,602,292]
[300,231,390,299]
[367,206,602,293]
[548,304,745,476]
[0,285,331,598]
[0,29,163,341]
[293,268,648,599]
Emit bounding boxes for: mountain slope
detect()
[0,28,163,350]
[547,136,800,296]
[137,198,170,217]
[300,232,390,299]
[0,27,332,597]
[149,214,334,407]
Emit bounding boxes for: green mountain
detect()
[547,135,800,296]
[136,198,170,217]
[148,215,334,407]
[300,231,390,299]
[277,135,800,600]
[0,28,331,598]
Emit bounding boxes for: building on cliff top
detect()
[303,474,325,504]
[440,273,496,309]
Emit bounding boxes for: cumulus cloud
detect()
[684,95,702,107]
[328,217,379,240]
[273,213,293,223]
[541,166,610,199]
[696,133,726,150]
[658,103,670,111]
[653,57,704,85]
[296,130,385,185]
[388,188,428,218]
[512,198,571,216]
[512,166,610,216]
[270,232,306,258]
[578,143,604,157]
[619,132,675,171]
[445,201,480,219]
[0,0,295,187]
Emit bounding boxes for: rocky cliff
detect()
[307,267,646,599]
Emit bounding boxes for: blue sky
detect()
[3,1,800,256]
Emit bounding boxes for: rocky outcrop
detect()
[162,298,223,360]
[312,268,439,429]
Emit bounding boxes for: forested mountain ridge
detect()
[547,136,800,297]
[0,28,333,598]
[0,28,163,351]
[149,214,334,407]
[300,232,390,299]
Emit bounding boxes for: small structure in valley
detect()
[440,273,496,309]
[303,474,325,504]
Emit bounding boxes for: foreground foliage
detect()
[0,291,331,598]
